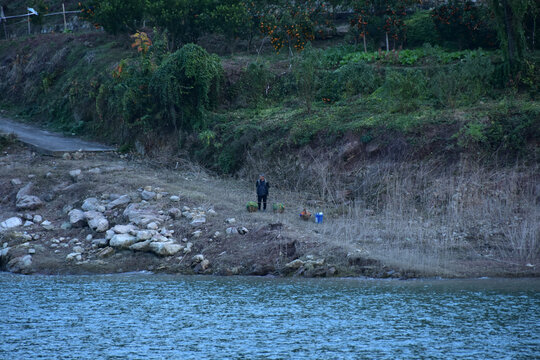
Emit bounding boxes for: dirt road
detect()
[0,116,115,154]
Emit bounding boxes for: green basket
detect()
[272,203,285,213]
[246,201,258,212]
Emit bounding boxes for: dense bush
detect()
[405,10,438,47]
[150,43,222,130]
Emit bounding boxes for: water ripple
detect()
[1,275,539,359]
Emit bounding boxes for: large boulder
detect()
[68,209,86,227]
[141,190,156,201]
[0,217,23,230]
[129,240,152,252]
[149,242,183,256]
[123,203,164,227]
[16,195,43,210]
[85,211,109,232]
[111,224,137,234]
[6,255,33,274]
[107,194,131,210]
[109,234,137,248]
[16,182,33,200]
[82,198,105,212]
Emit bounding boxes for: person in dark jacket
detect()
[256,174,270,211]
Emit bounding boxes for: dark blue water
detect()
[1,274,539,359]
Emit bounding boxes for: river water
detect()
[1,274,538,359]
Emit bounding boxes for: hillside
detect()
[0,0,539,277]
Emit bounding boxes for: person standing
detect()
[256,174,270,211]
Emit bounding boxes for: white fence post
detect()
[62,3,67,32]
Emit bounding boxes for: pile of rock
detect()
[285,255,334,277]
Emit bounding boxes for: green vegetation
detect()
[0,0,538,176]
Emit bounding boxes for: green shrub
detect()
[405,10,439,47]
[151,43,222,130]
[235,62,273,107]
[383,69,428,112]
[430,52,494,107]
[336,62,382,97]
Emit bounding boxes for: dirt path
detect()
[0,116,115,154]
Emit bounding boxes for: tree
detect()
[488,0,533,78]
[150,43,222,130]
[257,1,323,56]
[293,43,319,113]
[146,0,213,49]
[79,0,146,34]
[350,0,373,52]
[208,0,253,53]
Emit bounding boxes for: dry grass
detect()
[240,147,539,276]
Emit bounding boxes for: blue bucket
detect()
[315,212,323,223]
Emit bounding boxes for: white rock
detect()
[107,194,131,209]
[190,217,206,226]
[1,217,23,230]
[109,234,137,248]
[41,220,54,230]
[149,242,183,256]
[68,209,86,227]
[91,238,108,248]
[33,214,43,223]
[66,252,82,261]
[88,167,101,174]
[123,203,164,226]
[144,186,153,192]
[69,169,82,181]
[192,254,205,263]
[72,246,84,254]
[112,224,137,234]
[182,206,191,212]
[225,218,236,224]
[16,183,33,200]
[147,222,159,230]
[27,248,35,254]
[285,259,305,269]
[0,247,10,257]
[82,198,105,212]
[200,259,210,271]
[129,240,152,252]
[97,247,114,258]
[141,190,156,201]
[214,231,221,238]
[237,227,249,235]
[16,195,43,210]
[168,207,181,219]
[11,178,22,185]
[105,229,115,240]
[23,221,33,227]
[85,211,109,232]
[62,153,71,160]
[136,230,154,241]
[86,234,93,241]
[6,255,32,273]
[226,227,237,235]
[183,242,193,254]
[170,195,180,202]
[192,230,202,238]
[207,209,217,216]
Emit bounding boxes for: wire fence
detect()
[0,3,98,39]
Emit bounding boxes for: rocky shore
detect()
[1,143,405,278]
